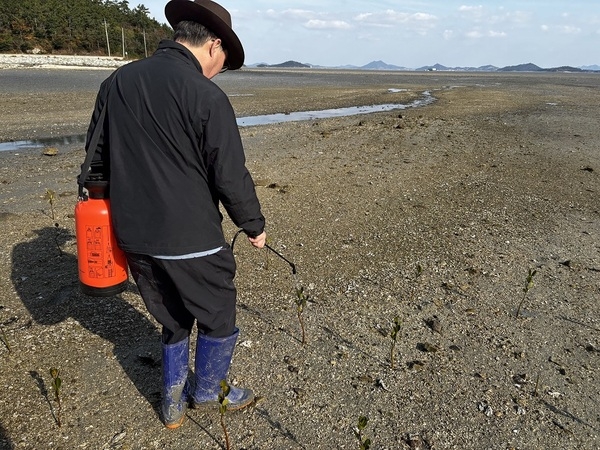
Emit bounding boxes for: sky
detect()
[141,1,600,68]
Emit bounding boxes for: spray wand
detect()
[231,229,307,343]
[231,229,296,275]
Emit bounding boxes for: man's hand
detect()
[248,231,266,249]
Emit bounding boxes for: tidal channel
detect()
[0,91,435,152]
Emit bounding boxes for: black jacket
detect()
[85,40,264,255]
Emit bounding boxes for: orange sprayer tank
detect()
[75,180,128,296]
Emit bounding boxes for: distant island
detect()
[248,60,600,73]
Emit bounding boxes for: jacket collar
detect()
[155,39,203,74]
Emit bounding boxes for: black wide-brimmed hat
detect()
[165,0,244,70]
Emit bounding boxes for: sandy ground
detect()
[0,67,599,449]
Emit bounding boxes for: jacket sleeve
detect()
[202,92,265,237]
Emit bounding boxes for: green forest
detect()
[0,0,172,58]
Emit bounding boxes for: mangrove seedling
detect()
[295,286,309,345]
[0,325,10,353]
[218,380,231,450]
[43,188,65,255]
[533,372,541,397]
[50,367,62,427]
[515,268,537,318]
[44,189,56,220]
[390,316,402,369]
[353,415,371,450]
[0,308,10,353]
[409,263,424,304]
[415,263,423,279]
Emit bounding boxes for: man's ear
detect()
[209,38,222,57]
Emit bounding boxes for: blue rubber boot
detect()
[192,328,254,411]
[161,337,190,428]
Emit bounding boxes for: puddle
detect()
[0,91,435,152]
[237,91,434,127]
[0,134,86,152]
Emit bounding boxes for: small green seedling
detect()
[0,325,10,353]
[247,237,304,345]
[515,268,537,318]
[295,286,309,345]
[533,372,541,397]
[44,189,56,220]
[43,188,65,255]
[390,316,402,369]
[50,368,62,427]
[218,380,231,450]
[353,416,371,450]
[409,263,424,303]
[415,264,423,279]
[0,309,10,353]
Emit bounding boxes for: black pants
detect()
[126,247,237,344]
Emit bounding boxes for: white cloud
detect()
[465,29,506,39]
[540,24,582,34]
[465,30,483,39]
[354,9,437,28]
[558,25,581,34]
[503,11,531,25]
[354,12,373,22]
[457,5,530,27]
[264,8,351,31]
[458,5,485,22]
[305,19,351,30]
[266,9,315,20]
[459,5,483,12]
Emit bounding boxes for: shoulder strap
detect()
[78,72,118,199]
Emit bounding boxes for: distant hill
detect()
[247,60,599,73]
[360,60,407,70]
[545,66,584,73]
[417,63,449,71]
[497,63,586,73]
[474,65,499,72]
[497,63,543,72]
[255,60,311,68]
[416,63,499,72]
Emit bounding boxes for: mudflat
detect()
[0,68,599,449]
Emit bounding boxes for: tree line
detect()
[0,0,172,58]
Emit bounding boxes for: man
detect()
[83,0,266,429]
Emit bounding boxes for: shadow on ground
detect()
[10,226,162,418]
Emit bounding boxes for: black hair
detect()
[173,20,218,47]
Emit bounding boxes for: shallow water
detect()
[0,91,435,151]
[236,91,434,127]
[0,134,87,152]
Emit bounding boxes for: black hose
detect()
[231,229,296,275]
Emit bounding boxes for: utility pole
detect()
[143,29,147,58]
[121,27,125,59]
[104,19,111,57]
